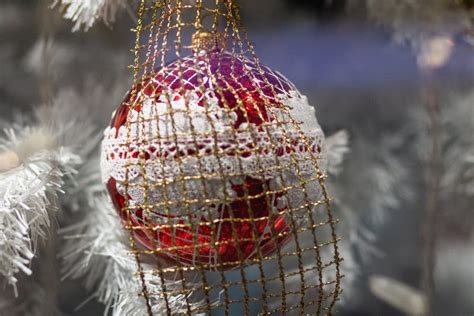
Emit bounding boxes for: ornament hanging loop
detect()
[192,31,226,52]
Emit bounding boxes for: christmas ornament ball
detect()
[101,48,327,269]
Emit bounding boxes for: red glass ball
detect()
[102,51,320,269]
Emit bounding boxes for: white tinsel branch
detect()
[60,193,205,315]
[53,0,128,32]
[325,127,414,307]
[365,0,472,45]
[363,0,473,69]
[326,130,350,176]
[412,89,474,233]
[0,126,80,293]
[0,88,96,294]
[438,91,474,200]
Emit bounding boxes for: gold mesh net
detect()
[102,0,343,314]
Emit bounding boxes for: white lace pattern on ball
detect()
[100,90,327,224]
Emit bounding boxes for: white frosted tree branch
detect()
[60,190,205,315]
[0,126,80,292]
[326,130,350,176]
[53,0,128,32]
[364,0,472,48]
[0,88,96,296]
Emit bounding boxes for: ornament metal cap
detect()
[192,31,226,52]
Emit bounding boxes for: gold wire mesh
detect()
[116,0,343,314]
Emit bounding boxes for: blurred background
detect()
[0,0,473,315]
